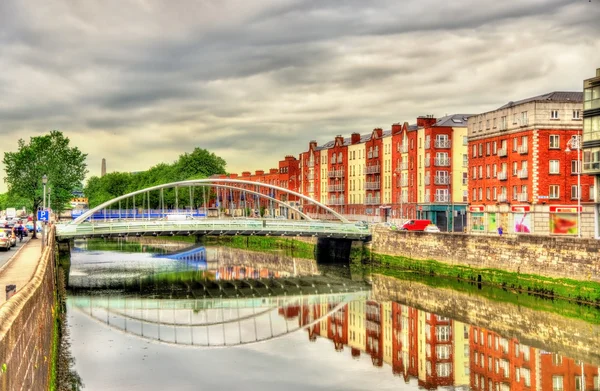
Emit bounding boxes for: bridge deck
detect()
[56,219,371,240]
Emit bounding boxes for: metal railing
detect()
[328,169,345,178]
[498,171,508,180]
[434,158,450,167]
[518,169,528,179]
[435,139,451,148]
[498,148,507,157]
[364,197,381,205]
[328,184,345,192]
[365,181,380,190]
[434,176,450,185]
[364,165,381,174]
[518,145,528,154]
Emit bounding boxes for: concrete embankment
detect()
[372,274,600,366]
[369,227,600,283]
[0,234,56,391]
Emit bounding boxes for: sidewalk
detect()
[0,239,42,307]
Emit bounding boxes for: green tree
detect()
[84,148,226,209]
[3,131,87,237]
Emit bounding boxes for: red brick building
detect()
[468,92,595,236]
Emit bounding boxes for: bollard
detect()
[6,284,16,300]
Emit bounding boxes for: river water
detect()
[64,238,600,390]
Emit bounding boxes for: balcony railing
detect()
[435,194,450,203]
[518,145,528,154]
[435,139,451,148]
[498,171,508,180]
[365,181,380,190]
[498,194,508,202]
[399,161,408,170]
[498,148,507,157]
[364,165,381,174]
[423,194,430,203]
[364,197,381,205]
[328,184,345,192]
[307,173,314,180]
[425,140,431,149]
[434,158,450,167]
[518,169,528,179]
[398,144,408,153]
[328,198,345,205]
[327,169,345,178]
[517,193,528,202]
[434,176,450,185]
[400,179,408,187]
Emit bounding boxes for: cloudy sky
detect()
[1,0,599,192]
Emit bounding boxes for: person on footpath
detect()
[497,226,503,236]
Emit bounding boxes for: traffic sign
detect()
[38,210,49,222]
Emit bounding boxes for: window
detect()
[486,119,490,129]
[479,143,483,157]
[472,145,477,158]
[486,165,490,178]
[463,154,468,168]
[435,326,450,341]
[552,375,564,391]
[551,110,559,119]
[486,142,491,155]
[573,109,581,119]
[501,116,507,130]
[493,164,497,178]
[513,137,518,151]
[472,188,477,201]
[522,368,531,387]
[550,160,560,174]
[472,166,477,179]
[486,187,490,200]
[513,162,518,176]
[479,166,483,179]
[571,185,580,200]
[550,135,560,149]
[493,118,497,128]
[512,186,518,200]
[591,186,595,201]
[436,363,451,377]
[571,160,581,174]
[493,141,497,154]
[493,187,497,200]
[436,345,450,359]
[463,136,468,145]
[479,187,483,201]
[550,185,560,199]
[522,111,528,125]
[575,376,583,391]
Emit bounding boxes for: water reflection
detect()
[66,239,600,390]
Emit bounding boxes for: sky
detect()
[1,0,600,192]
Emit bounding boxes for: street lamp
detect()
[565,133,582,238]
[42,175,48,210]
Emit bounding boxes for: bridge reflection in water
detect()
[68,292,367,348]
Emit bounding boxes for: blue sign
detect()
[38,210,49,222]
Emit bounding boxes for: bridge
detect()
[56,179,371,241]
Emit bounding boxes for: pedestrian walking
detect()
[497,226,503,236]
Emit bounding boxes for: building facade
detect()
[583,67,600,237]
[467,92,595,237]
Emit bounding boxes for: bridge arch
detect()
[72,178,349,224]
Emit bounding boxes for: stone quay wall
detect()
[0,234,56,391]
[370,228,600,282]
[372,274,600,365]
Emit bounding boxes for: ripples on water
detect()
[64,239,600,391]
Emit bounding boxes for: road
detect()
[0,236,31,270]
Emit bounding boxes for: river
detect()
[63,238,600,390]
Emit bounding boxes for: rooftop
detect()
[496,91,583,110]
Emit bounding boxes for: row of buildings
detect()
[215,68,600,237]
[276,295,600,390]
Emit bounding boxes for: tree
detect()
[3,131,87,238]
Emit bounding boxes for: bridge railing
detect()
[56,219,370,238]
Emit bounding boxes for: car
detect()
[0,231,11,251]
[3,229,16,247]
[423,224,441,233]
[399,219,432,231]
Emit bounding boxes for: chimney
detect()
[229,173,238,179]
[416,115,437,128]
[391,123,401,134]
[255,170,264,176]
[269,168,278,174]
[351,133,361,144]
[309,140,317,150]
[374,128,383,138]
[335,135,344,145]
[242,171,251,177]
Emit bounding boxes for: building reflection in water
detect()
[281,297,600,390]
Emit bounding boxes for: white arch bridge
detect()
[56,179,371,241]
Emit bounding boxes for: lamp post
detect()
[565,133,582,238]
[42,175,48,211]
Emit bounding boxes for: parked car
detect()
[0,231,11,251]
[424,224,441,233]
[25,221,43,233]
[3,229,16,247]
[398,219,432,231]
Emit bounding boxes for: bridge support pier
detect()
[195,234,205,245]
[316,238,353,264]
